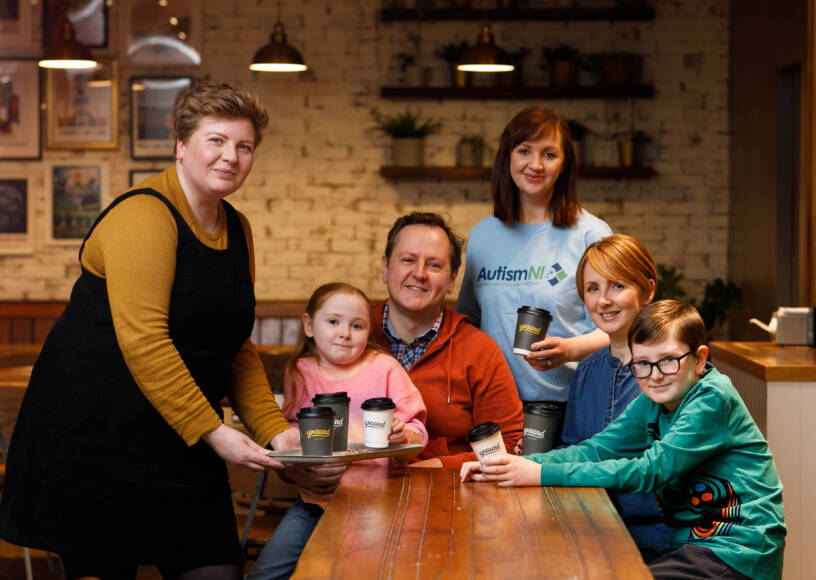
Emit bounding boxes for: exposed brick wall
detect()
[0,0,728,305]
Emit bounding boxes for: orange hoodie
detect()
[373,303,524,468]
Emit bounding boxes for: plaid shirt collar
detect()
[382,302,443,371]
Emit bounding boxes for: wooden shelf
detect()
[379,85,655,100]
[379,166,656,181]
[380,6,655,22]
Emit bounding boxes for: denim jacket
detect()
[562,347,673,553]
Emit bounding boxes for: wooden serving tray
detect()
[267,443,424,464]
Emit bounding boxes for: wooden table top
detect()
[709,341,816,382]
[0,365,31,388]
[293,466,651,580]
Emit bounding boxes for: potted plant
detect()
[655,265,742,339]
[456,135,486,168]
[397,52,421,87]
[434,41,471,88]
[495,47,530,88]
[541,45,581,88]
[373,109,442,166]
[599,52,642,87]
[613,130,650,167]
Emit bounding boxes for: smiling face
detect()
[582,262,651,343]
[509,130,565,204]
[303,292,371,370]
[631,334,708,411]
[175,115,255,204]
[381,224,457,319]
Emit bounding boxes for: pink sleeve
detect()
[383,357,428,445]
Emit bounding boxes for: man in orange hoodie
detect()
[372,212,524,468]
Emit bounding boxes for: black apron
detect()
[0,190,255,565]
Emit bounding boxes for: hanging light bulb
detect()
[39,20,98,70]
[250,21,308,72]
[457,22,514,73]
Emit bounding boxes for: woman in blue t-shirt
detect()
[457,106,611,409]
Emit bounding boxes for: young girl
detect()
[249,282,428,580]
[562,233,672,558]
[464,300,786,580]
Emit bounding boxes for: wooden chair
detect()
[229,466,297,564]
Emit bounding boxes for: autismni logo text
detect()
[477,263,567,286]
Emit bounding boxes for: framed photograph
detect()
[129,169,161,187]
[0,0,38,54]
[0,59,41,159]
[43,0,108,49]
[122,0,202,66]
[0,175,34,254]
[45,163,107,244]
[46,60,118,150]
[131,77,192,160]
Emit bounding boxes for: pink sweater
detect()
[284,352,428,506]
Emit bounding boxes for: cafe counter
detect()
[709,341,816,580]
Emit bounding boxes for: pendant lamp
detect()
[250,21,308,72]
[457,23,514,73]
[39,20,98,70]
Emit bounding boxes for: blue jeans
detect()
[246,497,323,580]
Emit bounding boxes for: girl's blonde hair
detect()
[575,233,657,303]
[283,283,385,414]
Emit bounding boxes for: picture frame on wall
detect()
[0,59,41,160]
[0,175,34,254]
[129,169,162,187]
[131,77,193,160]
[121,0,202,66]
[46,60,119,150]
[43,0,108,49]
[0,0,38,54]
[45,163,107,244]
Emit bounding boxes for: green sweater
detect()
[528,367,785,579]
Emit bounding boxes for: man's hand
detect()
[460,455,541,487]
[283,463,348,495]
[202,424,285,471]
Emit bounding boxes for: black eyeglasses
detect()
[628,351,694,378]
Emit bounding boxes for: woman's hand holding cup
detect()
[525,336,571,371]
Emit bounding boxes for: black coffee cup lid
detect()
[517,306,553,320]
[466,421,502,443]
[524,402,561,417]
[312,392,350,404]
[297,406,335,418]
[361,397,395,411]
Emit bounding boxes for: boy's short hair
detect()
[384,212,463,272]
[628,300,706,352]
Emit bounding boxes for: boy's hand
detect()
[513,439,524,455]
[460,455,541,487]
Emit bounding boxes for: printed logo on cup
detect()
[306,428,332,439]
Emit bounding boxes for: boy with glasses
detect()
[461,300,786,579]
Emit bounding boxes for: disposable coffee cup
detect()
[297,406,335,456]
[513,306,553,356]
[312,392,351,451]
[466,421,507,467]
[522,403,561,454]
[361,397,395,449]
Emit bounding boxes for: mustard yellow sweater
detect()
[81,167,290,447]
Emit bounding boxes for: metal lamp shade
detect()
[250,22,307,72]
[457,24,514,73]
[39,21,97,69]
